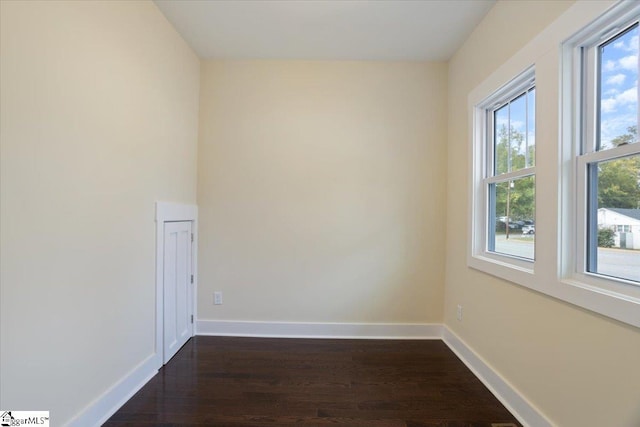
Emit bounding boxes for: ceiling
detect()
[153,0,495,61]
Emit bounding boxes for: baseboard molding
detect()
[197,320,443,339]
[65,353,158,427]
[442,327,552,427]
[64,323,550,427]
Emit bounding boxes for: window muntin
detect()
[484,81,536,261]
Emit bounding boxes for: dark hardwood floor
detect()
[104,337,521,427]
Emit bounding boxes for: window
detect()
[567,7,640,286]
[616,225,632,233]
[470,68,536,274]
[468,1,639,327]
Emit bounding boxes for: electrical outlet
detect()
[214,291,223,305]
[456,305,463,321]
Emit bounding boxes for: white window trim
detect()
[467,0,640,329]
[469,67,537,287]
[560,0,640,326]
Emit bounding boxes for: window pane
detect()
[526,88,536,168]
[509,93,527,172]
[494,105,509,175]
[493,89,535,175]
[489,176,535,260]
[589,154,640,282]
[598,24,638,151]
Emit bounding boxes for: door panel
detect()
[163,221,193,364]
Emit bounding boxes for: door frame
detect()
[155,201,198,369]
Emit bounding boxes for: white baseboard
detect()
[64,323,550,427]
[65,353,158,427]
[197,320,443,339]
[442,327,552,427]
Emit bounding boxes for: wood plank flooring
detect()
[104,337,521,427]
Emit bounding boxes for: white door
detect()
[163,221,193,364]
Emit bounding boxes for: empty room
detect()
[1,1,639,426]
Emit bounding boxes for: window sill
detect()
[468,251,640,328]
[468,252,536,289]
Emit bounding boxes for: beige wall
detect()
[4,0,639,425]
[198,60,447,323]
[0,1,199,424]
[446,1,640,426]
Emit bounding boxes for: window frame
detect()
[561,3,640,299]
[467,1,640,328]
[469,67,537,283]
